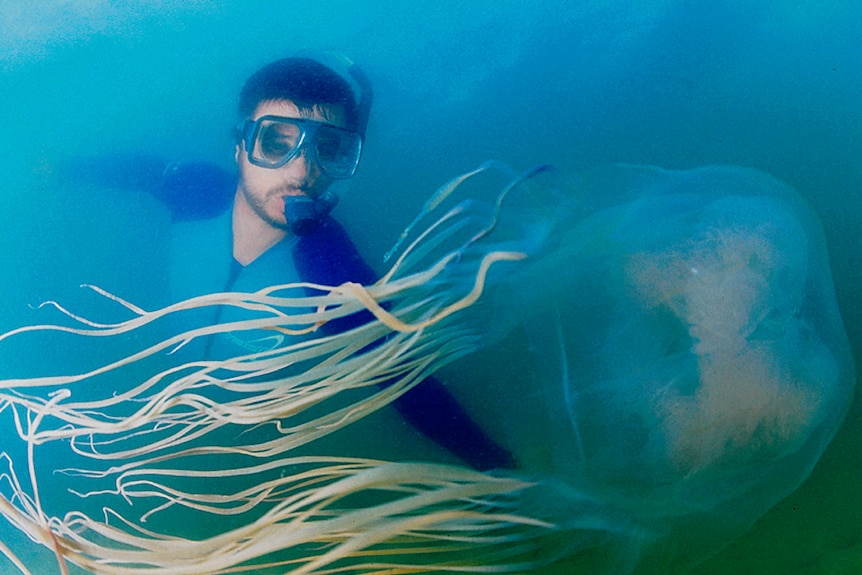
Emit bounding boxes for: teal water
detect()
[1,1,860,573]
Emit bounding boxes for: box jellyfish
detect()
[0,163,853,574]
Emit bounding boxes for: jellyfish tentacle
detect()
[0,162,650,573]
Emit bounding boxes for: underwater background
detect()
[0,0,859,573]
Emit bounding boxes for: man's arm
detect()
[62,155,235,221]
[294,218,515,471]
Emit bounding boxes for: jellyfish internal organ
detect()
[627,195,830,474]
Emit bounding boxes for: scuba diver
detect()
[65,55,514,472]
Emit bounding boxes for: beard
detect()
[236,157,330,232]
[244,182,332,232]
[239,184,291,230]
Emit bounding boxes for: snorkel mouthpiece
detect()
[284,191,338,236]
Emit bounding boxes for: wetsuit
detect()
[70,156,514,471]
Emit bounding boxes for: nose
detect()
[281,147,318,185]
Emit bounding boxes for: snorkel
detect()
[284,190,338,235]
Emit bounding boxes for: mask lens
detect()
[312,125,361,179]
[253,119,302,166]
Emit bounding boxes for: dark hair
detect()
[237,57,359,132]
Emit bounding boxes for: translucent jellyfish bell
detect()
[448,164,855,571]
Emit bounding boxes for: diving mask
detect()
[240,115,362,179]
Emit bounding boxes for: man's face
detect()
[235,99,346,230]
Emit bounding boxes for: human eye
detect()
[259,122,299,159]
[314,130,342,160]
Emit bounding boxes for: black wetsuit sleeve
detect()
[294,218,515,471]
[382,376,516,471]
[62,154,235,221]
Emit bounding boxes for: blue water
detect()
[1,1,860,573]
